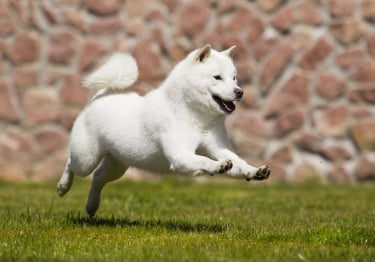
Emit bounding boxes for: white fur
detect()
[83,53,138,90]
[57,46,270,217]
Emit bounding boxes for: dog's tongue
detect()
[222,100,235,113]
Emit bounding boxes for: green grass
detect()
[0,177,374,261]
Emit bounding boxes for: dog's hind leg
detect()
[86,154,127,217]
[57,124,103,197]
[57,159,75,197]
[57,149,103,197]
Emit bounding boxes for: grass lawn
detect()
[0,177,374,261]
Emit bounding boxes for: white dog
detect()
[57,45,270,216]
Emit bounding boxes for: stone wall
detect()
[0,0,375,182]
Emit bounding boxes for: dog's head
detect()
[176,45,243,116]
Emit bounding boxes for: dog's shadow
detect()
[67,213,228,233]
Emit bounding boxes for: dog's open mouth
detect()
[212,95,235,113]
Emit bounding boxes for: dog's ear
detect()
[194,44,211,63]
[222,45,236,58]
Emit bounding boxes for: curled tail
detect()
[83,53,138,90]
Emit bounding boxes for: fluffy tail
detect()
[83,53,138,90]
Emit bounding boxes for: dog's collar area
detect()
[212,95,235,113]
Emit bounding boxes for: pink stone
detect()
[240,86,258,109]
[80,39,107,71]
[234,58,254,84]
[24,89,58,124]
[45,70,63,86]
[228,7,253,32]
[330,19,365,45]
[90,16,123,35]
[161,0,179,12]
[253,37,280,61]
[275,110,306,137]
[362,0,375,23]
[58,106,80,130]
[217,0,237,14]
[132,41,165,81]
[319,145,352,162]
[316,73,346,99]
[247,16,265,44]
[9,0,25,23]
[59,74,90,106]
[291,162,321,183]
[335,47,364,69]
[355,156,375,181]
[348,85,375,104]
[229,128,268,160]
[41,3,60,24]
[48,30,78,65]
[295,132,323,153]
[264,160,288,182]
[150,27,167,52]
[351,62,375,82]
[176,2,210,37]
[316,105,349,137]
[0,4,15,35]
[260,39,295,93]
[271,6,293,32]
[265,73,310,117]
[7,31,40,64]
[257,0,284,13]
[0,128,39,179]
[63,8,88,32]
[85,0,122,16]
[327,0,356,17]
[352,105,373,120]
[351,120,375,151]
[125,17,145,36]
[229,111,270,138]
[166,43,189,63]
[328,166,352,184]
[34,126,68,153]
[299,37,333,70]
[270,145,293,163]
[367,34,375,57]
[30,151,67,181]
[125,0,157,16]
[295,2,324,26]
[13,67,38,88]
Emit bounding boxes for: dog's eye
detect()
[213,75,223,80]
[233,76,236,81]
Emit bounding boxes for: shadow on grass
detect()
[66,213,229,233]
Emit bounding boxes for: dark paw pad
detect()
[218,160,233,174]
[253,165,271,180]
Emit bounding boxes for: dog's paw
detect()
[57,181,71,197]
[245,165,270,181]
[213,159,233,175]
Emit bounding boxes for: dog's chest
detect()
[187,127,212,149]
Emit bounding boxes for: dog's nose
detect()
[234,88,243,99]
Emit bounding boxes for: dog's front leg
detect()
[203,123,270,181]
[169,151,233,176]
[212,149,270,181]
[163,142,233,176]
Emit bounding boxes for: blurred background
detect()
[0,0,374,183]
